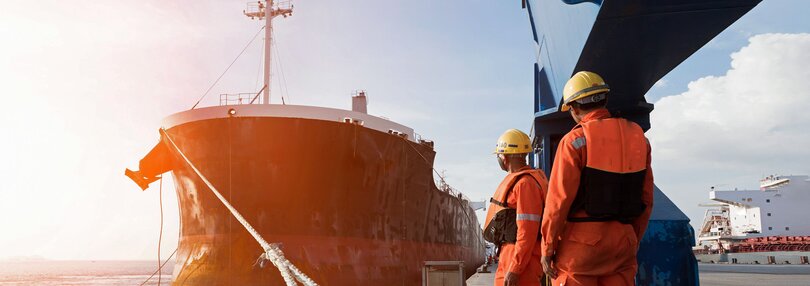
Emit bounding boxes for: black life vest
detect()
[567,118,649,224]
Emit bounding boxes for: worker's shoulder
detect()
[563,126,585,139]
[617,117,643,128]
[560,127,586,150]
[513,171,546,189]
[511,174,546,199]
[612,117,650,143]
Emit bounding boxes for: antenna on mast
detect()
[244,1,293,104]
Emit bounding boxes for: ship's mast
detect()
[263,0,273,105]
[244,1,292,104]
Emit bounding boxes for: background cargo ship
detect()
[126,1,485,284]
[694,175,810,265]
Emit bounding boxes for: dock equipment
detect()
[423,261,465,286]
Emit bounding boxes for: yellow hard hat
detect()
[493,129,532,154]
[560,71,610,112]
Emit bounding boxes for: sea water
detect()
[0,261,173,285]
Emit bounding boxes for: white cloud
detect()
[648,33,810,229]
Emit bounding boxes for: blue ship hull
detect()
[523,0,761,284]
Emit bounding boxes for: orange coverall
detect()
[491,167,549,286]
[541,108,654,286]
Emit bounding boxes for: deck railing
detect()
[219,93,256,106]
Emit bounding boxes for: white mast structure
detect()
[245,1,293,104]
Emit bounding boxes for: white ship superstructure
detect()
[707,175,810,237]
[695,175,810,264]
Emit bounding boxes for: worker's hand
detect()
[541,255,557,279]
[503,271,519,286]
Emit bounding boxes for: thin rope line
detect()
[272,30,291,104]
[272,54,284,104]
[400,137,470,202]
[191,26,266,109]
[139,177,176,286]
[402,137,447,182]
[139,248,177,286]
[158,177,163,285]
[254,23,265,93]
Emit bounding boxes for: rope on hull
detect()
[160,128,317,286]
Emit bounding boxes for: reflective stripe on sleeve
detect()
[516,213,542,222]
[571,137,586,149]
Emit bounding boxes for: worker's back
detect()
[542,107,655,286]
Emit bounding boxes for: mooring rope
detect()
[159,128,317,286]
[140,177,177,286]
[158,177,163,285]
[139,248,177,286]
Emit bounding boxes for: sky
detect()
[0,0,807,261]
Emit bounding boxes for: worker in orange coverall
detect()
[540,71,654,286]
[484,129,549,286]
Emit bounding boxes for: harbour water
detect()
[0,261,173,285]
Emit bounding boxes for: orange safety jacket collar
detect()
[574,108,612,127]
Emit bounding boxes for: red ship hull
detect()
[140,112,484,285]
